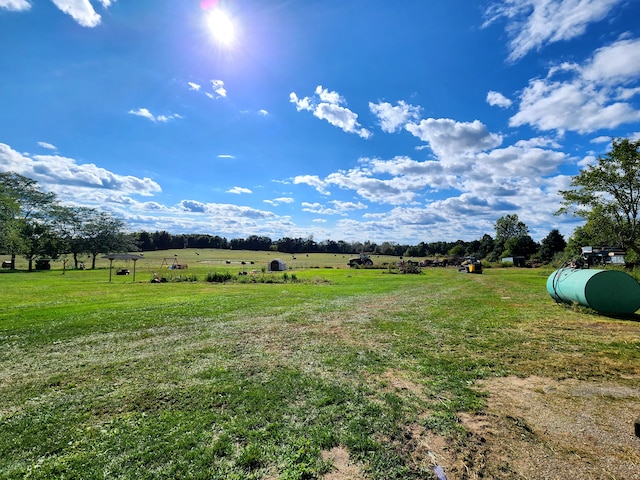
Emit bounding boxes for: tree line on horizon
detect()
[132,220,567,265]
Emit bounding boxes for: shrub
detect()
[397,262,422,274]
[169,273,199,282]
[206,271,233,283]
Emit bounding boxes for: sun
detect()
[206,8,236,46]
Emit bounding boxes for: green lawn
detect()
[1,251,638,479]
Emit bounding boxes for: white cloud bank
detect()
[0,142,161,197]
[484,0,624,62]
[511,38,640,133]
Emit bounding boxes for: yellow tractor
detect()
[458,256,483,274]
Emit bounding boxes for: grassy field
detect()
[1,250,639,479]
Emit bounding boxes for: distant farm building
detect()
[268,259,287,272]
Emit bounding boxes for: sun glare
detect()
[207,8,235,46]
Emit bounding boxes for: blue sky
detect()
[2,0,640,244]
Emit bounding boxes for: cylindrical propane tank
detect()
[546,268,640,314]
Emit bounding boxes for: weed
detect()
[206,271,233,283]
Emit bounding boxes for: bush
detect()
[169,273,199,282]
[397,262,422,274]
[206,271,233,283]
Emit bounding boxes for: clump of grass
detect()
[205,271,234,283]
[168,273,199,282]
[235,272,306,284]
[282,272,298,282]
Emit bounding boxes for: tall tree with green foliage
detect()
[494,214,529,243]
[489,214,531,261]
[83,211,134,269]
[49,205,98,269]
[20,220,63,271]
[538,229,567,263]
[559,138,640,256]
[0,172,57,268]
[0,188,20,265]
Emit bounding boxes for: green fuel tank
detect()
[547,268,640,314]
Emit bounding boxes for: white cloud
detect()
[128,108,181,123]
[514,136,561,149]
[289,92,312,112]
[211,79,227,98]
[226,186,252,194]
[217,154,235,159]
[582,38,640,84]
[258,109,269,116]
[369,100,421,133]
[1,0,116,25]
[177,200,275,220]
[0,0,30,11]
[484,0,623,62]
[173,200,276,229]
[284,124,575,241]
[264,197,293,207]
[0,142,161,199]
[50,0,105,28]
[405,118,503,157]
[188,82,201,91]
[486,90,513,108]
[324,167,423,205]
[37,141,57,150]
[301,200,367,216]
[616,86,640,101]
[474,145,569,179]
[293,175,330,195]
[510,38,640,134]
[289,86,372,139]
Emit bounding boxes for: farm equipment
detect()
[348,253,373,267]
[579,246,626,267]
[458,256,483,274]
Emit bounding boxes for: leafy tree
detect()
[490,214,533,260]
[503,234,539,258]
[83,212,132,269]
[478,234,495,259]
[566,225,590,256]
[20,220,62,271]
[538,229,567,263]
[0,172,57,268]
[0,188,20,263]
[152,231,172,250]
[448,243,466,257]
[136,231,154,251]
[48,205,98,269]
[494,214,529,243]
[559,138,640,256]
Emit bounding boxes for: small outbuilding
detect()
[501,256,526,267]
[268,258,287,272]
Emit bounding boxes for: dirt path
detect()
[454,375,640,479]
